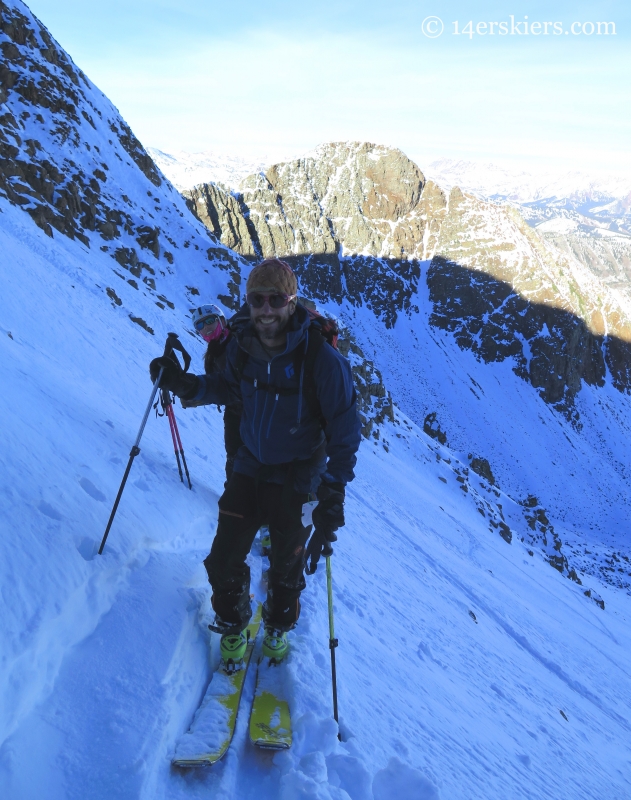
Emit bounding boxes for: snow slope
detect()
[2,192,631,799]
[1,1,631,797]
[337,282,631,550]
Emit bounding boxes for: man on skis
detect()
[150,259,361,666]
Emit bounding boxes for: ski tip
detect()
[252,739,291,751]
[172,756,221,768]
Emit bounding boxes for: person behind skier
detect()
[150,259,361,665]
[186,304,242,484]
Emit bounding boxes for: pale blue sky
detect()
[25,0,631,174]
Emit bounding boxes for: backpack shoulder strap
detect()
[303,327,326,372]
[231,343,249,383]
[297,328,328,428]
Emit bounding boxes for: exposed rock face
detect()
[0,0,238,281]
[189,142,631,415]
[240,142,426,260]
[425,189,631,418]
[186,182,257,257]
[186,142,429,325]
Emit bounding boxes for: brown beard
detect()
[254,315,289,343]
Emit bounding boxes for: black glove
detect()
[149,355,199,400]
[305,482,345,575]
[312,482,345,533]
[305,526,337,575]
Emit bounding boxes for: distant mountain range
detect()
[424,158,631,205]
[150,148,631,206]
[147,148,270,193]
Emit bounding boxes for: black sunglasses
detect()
[246,292,295,309]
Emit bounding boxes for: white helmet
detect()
[190,304,226,328]
[190,304,227,342]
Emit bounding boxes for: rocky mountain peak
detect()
[188,141,428,263]
[186,141,631,419]
[266,141,425,224]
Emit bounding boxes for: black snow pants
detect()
[223,406,243,485]
[204,471,310,633]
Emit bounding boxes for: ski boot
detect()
[262,627,289,664]
[220,629,248,673]
[260,526,271,557]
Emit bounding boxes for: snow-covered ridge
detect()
[0,0,248,326]
[425,158,631,306]
[147,148,271,193]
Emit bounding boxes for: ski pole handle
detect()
[133,368,163,448]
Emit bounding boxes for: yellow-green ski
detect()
[172,604,262,768]
[249,659,292,750]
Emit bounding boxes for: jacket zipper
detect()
[266,394,280,439]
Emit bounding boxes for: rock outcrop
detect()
[0,0,240,286]
[337,328,394,438]
[187,182,257,257]
[186,143,429,325]
[187,142,631,416]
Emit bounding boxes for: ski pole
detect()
[326,554,341,739]
[98,332,191,555]
[163,390,184,484]
[168,403,192,489]
[98,368,163,555]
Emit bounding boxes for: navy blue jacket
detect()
[188,305,361,493]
